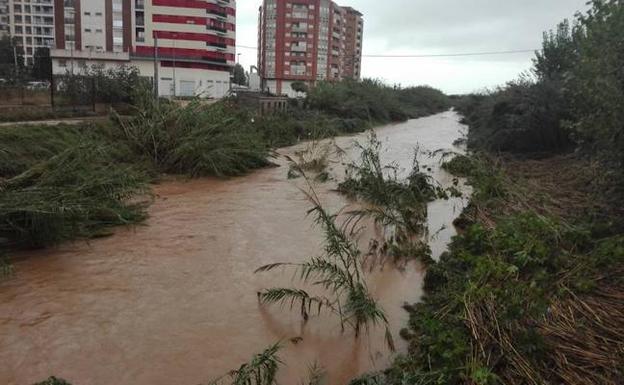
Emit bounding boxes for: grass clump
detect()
[0,124,88,178]
[338,134,447,264]
[441,154,476,177]
[287,139,341,182]
[0,253,13,279]
[33,378,72,385]
[113,95,271,178]
[208,343,282,385]
[0,144,149,249]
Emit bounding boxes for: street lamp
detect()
[68,9,76,75]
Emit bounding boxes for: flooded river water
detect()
[0,111,469,385]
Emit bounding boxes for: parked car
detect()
[26,81,50,90]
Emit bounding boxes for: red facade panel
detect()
[161,60,229,71]
[152,0,235,16]
[105,0,113,51]
[74,0,82,50]
[123,0,132,52]
[135,45,235,62]
[152,14,235,31]
[153,30,235,46]
[53,0,65,49]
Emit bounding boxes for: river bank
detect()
[373,147,624,385]
[0,111,469,384]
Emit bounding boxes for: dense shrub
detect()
[307,79,449,123]
[456,0,624,183]
[456,77,572,153]
[113,96,272,178]
[566,0,624,175]
[57,64,147,106]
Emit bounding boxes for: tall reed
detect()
[256,167,394,350]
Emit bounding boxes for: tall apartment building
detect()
[51,0,236,98]
[0,0,9,37]
[258,0,363,97]
[3,0,55,65]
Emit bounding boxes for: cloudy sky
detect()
[235,0,589,94]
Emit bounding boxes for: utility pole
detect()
[153,35,159,99]
[69,9,76,76]
[13,44,18,79]
[172,36,176,98]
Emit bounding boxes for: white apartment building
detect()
[5,0,55,65]
[51,0,237,99]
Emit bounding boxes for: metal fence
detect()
[0,76,96,112]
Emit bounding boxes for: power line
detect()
[363,49,538,58]
[235,45,539,58]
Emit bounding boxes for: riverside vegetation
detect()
[19,2,624,385]
[0,79,449,265]
[19,79,449,384]
[347,1,624,384]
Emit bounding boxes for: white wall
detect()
[81,0,106,51]
[265,79,307,98]
[133,60,231,98]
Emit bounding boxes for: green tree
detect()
[232,63,247,86]
[291,80,308,94]
[533,19,579,81]
[567,0,624,175]
[0,36,25,82]
[31,47,52,81]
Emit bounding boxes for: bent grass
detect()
[207,343,282,385]
[256,165,394,351]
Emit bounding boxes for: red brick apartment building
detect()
[258,0,363,97]
[51,0,236,98]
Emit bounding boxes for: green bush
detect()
[455,77,572,153]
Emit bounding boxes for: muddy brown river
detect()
[0,111,469,385]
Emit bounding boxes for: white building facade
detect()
[4,0,55,65]
[51,0,236,99]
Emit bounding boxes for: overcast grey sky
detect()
[236,0,589,94]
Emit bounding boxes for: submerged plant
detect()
[208,343,282,385]
[33,378,72,385]
[287,139,343,181]
[0,254,13,279]
[339,133,447,264]
[256,168,394,350]
[302,362,326,385]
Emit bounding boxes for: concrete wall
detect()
[133,60,231,98]
[265,79,306,98]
